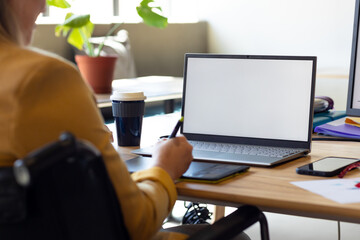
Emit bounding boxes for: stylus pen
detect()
[168,117,184,139]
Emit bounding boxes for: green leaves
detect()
[137,0,168,28]
[50,0,168,56]
[62,14,91,28]
[47,0,168,29]
[55,13,95,56]
[46,0,71,8]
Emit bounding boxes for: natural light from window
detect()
[37,0,199,24]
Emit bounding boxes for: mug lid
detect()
[110,91,146,101]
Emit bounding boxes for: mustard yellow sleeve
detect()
[131,166,177,209]
[11,56,176,240]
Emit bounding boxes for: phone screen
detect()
[296,157,360,176]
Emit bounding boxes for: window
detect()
[38,0,199,24]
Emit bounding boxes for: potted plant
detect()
[46,0,168,94]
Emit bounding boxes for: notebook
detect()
[133,54,317,166]
[125,156,250,183]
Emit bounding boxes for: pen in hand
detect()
[168,117,184,139]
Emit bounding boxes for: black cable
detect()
[182,202,212,225]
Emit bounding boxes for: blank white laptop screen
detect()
[183,56,314,142]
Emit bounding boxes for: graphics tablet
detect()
[125,156,250,183]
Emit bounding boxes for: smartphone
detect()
[296,157,360,177]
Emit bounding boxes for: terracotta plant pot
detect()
[75,55,118,94]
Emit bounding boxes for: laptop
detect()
[133,54,317,166]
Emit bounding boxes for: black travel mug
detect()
[111,91,146,146]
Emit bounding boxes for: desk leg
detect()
[213,206,225,222]
[164,99,175,113]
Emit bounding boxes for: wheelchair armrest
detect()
[13,132,100,187]
[187,205,269,240]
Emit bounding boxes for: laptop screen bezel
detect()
[180,53,317,150]
[347,0,360,117]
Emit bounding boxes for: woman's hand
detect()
[152,136,193,181]
[104,125,114,142]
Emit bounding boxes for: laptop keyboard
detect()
[189,141,301,158]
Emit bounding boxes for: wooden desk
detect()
[110,113,360,224]
[96,76,183,119]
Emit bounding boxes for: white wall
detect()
[197,0,356,76]
[196,0,356,109]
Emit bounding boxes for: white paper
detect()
[291,178,360,204]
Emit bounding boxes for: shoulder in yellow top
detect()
[0,40,179,240]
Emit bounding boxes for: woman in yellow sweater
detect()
[0,0,194,239]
